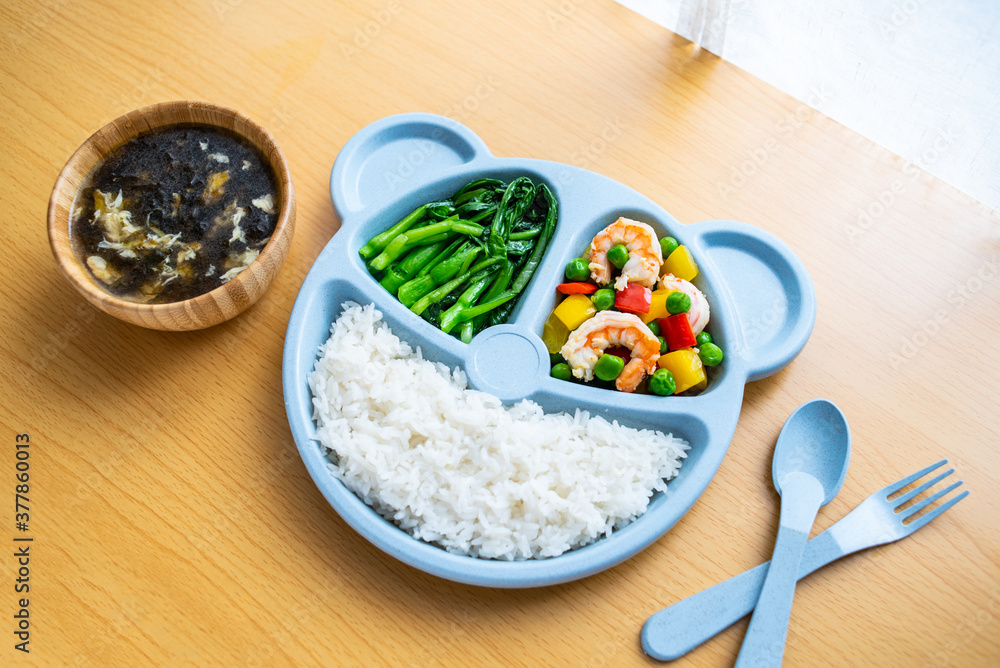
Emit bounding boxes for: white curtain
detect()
[615,0,1000,212]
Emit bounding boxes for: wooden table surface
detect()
[2,1,998,665]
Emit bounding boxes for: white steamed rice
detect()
[308,302,689,561]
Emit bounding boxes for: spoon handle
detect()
[734,473,824,668]
[640,530,844,661]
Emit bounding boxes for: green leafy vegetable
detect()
[359,176,559,342]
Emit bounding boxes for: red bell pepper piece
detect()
[659,313,696,351]
[605,346,631,366]
[556,282,598,295]
[614,283,652,313]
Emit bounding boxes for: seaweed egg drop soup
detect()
[71,124,279,303]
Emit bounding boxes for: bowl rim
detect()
[47,99,295,319]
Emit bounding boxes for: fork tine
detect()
[906,489,969,531]
[900,480,965,520]
[885,460,948,496]
[893,468,955,508]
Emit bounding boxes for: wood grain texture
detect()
[1,0,998,666]
[47,100,296,331]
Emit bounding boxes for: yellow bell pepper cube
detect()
[657,347,706,394]
[662,245,699,282]
[552,294,596,332]
[641,288,675,324]
[542,312,570,353]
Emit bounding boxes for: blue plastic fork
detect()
[642,460,968,661]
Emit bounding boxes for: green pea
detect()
[647,320,661,336]
[551,362,573,381]
[594,353,625,382]
[608,244,629,269]
[698,342,724,366]
[564,257,590,282]
[695,331,713,345]
[657,336,667,354]
[660,236,679,257]
[649,368,676,396]
[590,288,616,311]
[666,291,691,314]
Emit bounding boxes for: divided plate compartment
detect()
[283,113,816,587]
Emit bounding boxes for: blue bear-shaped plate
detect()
[283,113,816,588]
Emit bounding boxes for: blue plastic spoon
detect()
[733,399,850,668]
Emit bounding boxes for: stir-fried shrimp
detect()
[560,311,661,392]
[659,274,710,334]
[588,217,662,290]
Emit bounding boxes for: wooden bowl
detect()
[47,100,296,331]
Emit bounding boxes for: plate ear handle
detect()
[329,113,491,219]
[689,220,816,382]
